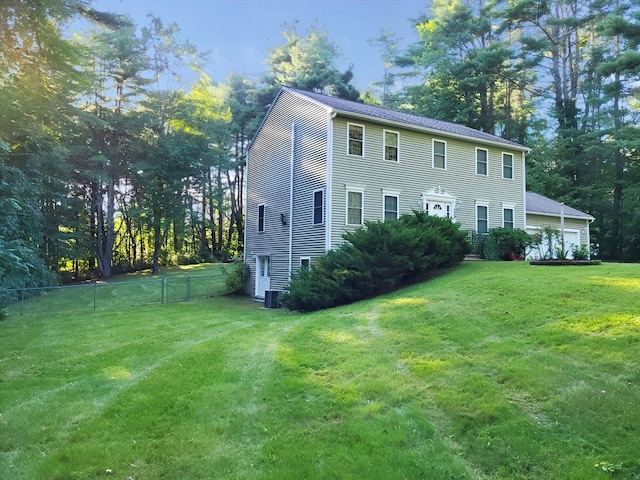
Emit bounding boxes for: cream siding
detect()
[245,90,328,295]
[329,116,525,249]
[526,214,591,246]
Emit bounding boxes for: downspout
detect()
[326,110,336,251]
[521,150,527,230]
[288,123,295,281]
[243,151,250,293]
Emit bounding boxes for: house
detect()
[244,86,536,298]
[525,191,594,259]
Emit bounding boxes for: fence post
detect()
[93,281,97,311]
[186,276,190,302]
[161,277,165,304]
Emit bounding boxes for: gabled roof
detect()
[526,191,594,220]
[284,86,530,152]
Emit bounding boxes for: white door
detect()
[256,255,271,297]
[429,201,452,219]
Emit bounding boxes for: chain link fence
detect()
[5,272,230,317]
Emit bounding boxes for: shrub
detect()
[571,243,590,260]
[281,211,468,312]
[221,260,247,294]
[487,228,535,260]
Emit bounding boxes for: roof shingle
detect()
[526,191,593,220]
[284,86,529,151]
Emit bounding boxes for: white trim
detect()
[432,139,447,170]
[502,205,515,229]
[257,203,266,233]
[326,111,334,251]
[300,256,311,267]
[502,152,514,180]
[288,123,295,282]
[521,151,527,230]
[476,201,489,234]
[347,122,365,157]
[312,188,325,225]
[383,129,399,162]
[346,187,364,226]
[382,190,400,220]
[476,147,489,176]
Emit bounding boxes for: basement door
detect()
[256,255,271,298]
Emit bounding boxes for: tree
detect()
[265,22,360,100]
[399,0,533,141]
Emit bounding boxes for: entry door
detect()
[256,255,271,298]
[429,201,452,219]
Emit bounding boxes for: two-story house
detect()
[244,87,590,298]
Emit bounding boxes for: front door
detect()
[428,201,452,219]
[256,255,271,297]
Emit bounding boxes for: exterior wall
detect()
[526,213,590,245]
[329,116,525,249]
[245,90,328,296]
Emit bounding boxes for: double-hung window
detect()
[476,204,489,234]
[258,204,265,232]
[433,140,446,169]
[384,130,399,161]
[348,123,364,156]
[313,189,324,225]
[476,148,488,176]
[503,153,514,179]
[503,207,514,230]
[383,192,399,221]
[346,190,363,225]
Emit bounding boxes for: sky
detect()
[90,0,429,90]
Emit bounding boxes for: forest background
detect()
[1,0,639,299]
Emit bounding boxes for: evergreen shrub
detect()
[487,228,534,260]
[281,211,468,312]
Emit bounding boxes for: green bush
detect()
[222,260,247,294]
[281,211,468,312]
[487,228,534,260]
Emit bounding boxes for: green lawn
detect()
[1,262,639,479]
[5,263,230,317]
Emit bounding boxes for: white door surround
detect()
[255,255,271,298]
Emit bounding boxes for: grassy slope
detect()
[1,262,638,479]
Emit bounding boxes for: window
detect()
[347,190,363,225]
[300,257,311,268]
[503,207,514,230]
[384,130,399,161]
[433,140,446,169]
[258,204,265,232]
[383,194,399,221]
[476,204,488,234]
[313,189,324,224]
[348,123,364,156]
[503,153,513,179]
[476,148,488,176]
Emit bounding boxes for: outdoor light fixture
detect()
[281,213,288,225]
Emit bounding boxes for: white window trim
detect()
[432,139,447,170]
[476,147,489,176]
[346,186,365,226]
[382,190,400,220]
[312,188,324,225]
[347,122,365,157]
[258,203,266,233]
[476,202,489,234]
[300,256,311,268]
[383,129,400,162]
[502,152,514,180]
[502,203,515,229]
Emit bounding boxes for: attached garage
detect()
[525,192,595,260]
